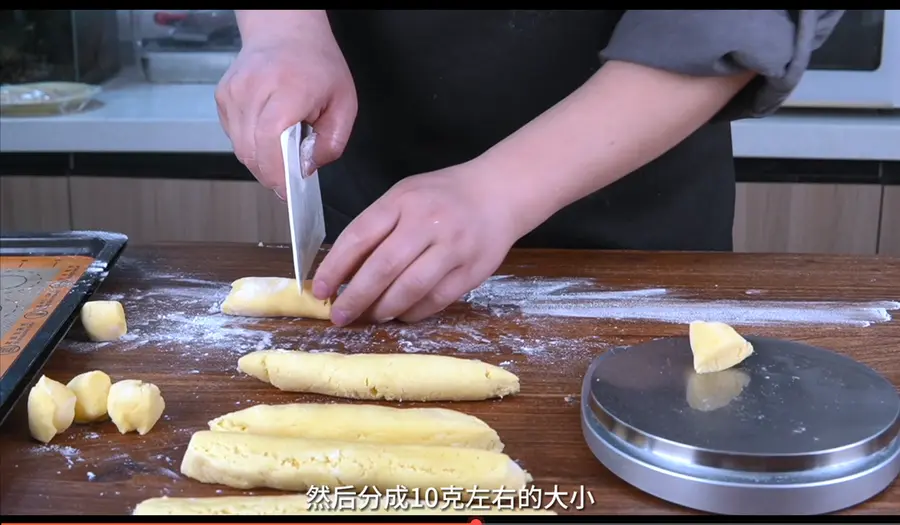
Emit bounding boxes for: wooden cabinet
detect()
[0,176,72,232]
[879,186,899,256]
[2,175,890,254]
[733,182,883,255]
[68,177,290,244]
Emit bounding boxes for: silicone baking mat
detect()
[0,231,127,425]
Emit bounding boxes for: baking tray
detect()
[0,230,127,426]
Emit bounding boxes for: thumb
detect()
[311,88,358,168]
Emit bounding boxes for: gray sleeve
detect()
[599,10,845,120]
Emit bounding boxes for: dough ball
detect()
[107,379,165,435]
[27,375,77,444]
[67,370,112,423]
[80,300,127,342]
[689,320,754,374]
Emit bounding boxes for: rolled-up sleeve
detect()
[599,10,844,120]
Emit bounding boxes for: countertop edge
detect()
[2,72,899,161]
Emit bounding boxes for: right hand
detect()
[215,28,358,196]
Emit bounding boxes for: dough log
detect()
[221,277,332,320]
[180,430,531,493]
[238,350,520,401]
[80,300,127,342]
[209,403,504,451]
[134,494,556,515]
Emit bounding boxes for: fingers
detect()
[215,78,249,170]
[397,267,473,323]
[255,92,302,195]
[328,222,432,327]
[313,200,400,300]
[219,80,267,183]
[312,87,358,168]
[367,245,461,323]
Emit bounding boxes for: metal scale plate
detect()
[581,336,900,515]
[0,231,127,425]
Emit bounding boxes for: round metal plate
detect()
[580,336,900,515]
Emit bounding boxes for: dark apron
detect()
[322,10,736,251]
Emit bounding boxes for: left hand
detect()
[311,162,517,326]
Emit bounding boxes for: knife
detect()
[281,122,326,294]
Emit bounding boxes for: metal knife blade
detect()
[281,122,326,292]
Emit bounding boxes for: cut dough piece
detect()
[80,300,127,342]
[221,277,331,320]
[209,403,504,451]
[689,320,754,374]
[180,430,531,493]
[133,494,556,515]
[238,350,520,401]
[686,369,751,412]
[107,379,165,435]
[27,375,77,444]
[67,370,112,423]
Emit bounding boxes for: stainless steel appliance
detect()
[131,10,239,84]
[785,10,900,109]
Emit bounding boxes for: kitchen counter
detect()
[0,244,898,515]
[1,72,900,161]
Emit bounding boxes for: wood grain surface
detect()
[1,244,898,516]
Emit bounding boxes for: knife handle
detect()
[298,123,317,179]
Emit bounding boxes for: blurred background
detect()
[0,9,898,255]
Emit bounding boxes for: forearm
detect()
[235,10,332,44]
[474,60,754,239]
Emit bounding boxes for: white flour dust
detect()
[467,275,899,327]
[66,276,273,356]
[64,270,606,368]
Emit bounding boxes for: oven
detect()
[784,9,900,109]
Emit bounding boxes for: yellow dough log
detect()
[209,403,504,451]
[688,320,754,374]
[221,277,332,320]
[238,350,520,402]
[67,370,112,423]
[180,430,532,493]
[133,494,557,515]
[80,300,127,342]
[27,375,77,444]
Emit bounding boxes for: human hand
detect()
[311,162,519,326]
[215,18,357,196]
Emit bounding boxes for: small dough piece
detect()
[133,494,556,515]
[238,350,520,401]
[209,403,504,451]
[67,370,112,423]
[689,320,754,374]
[686,369,751,412]
[180,430,531,493]
[27,375,77,444]
[80,300,127,342]
[107,379,165,435]
[221,277,331,320]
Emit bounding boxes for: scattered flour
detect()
[64,271,896,380]
[467,276,899,327]
[30,445,83,468]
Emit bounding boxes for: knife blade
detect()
[281,122,326,293]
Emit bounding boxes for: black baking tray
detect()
[0,230,127,426]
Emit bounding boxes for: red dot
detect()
[469,519,483,525]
